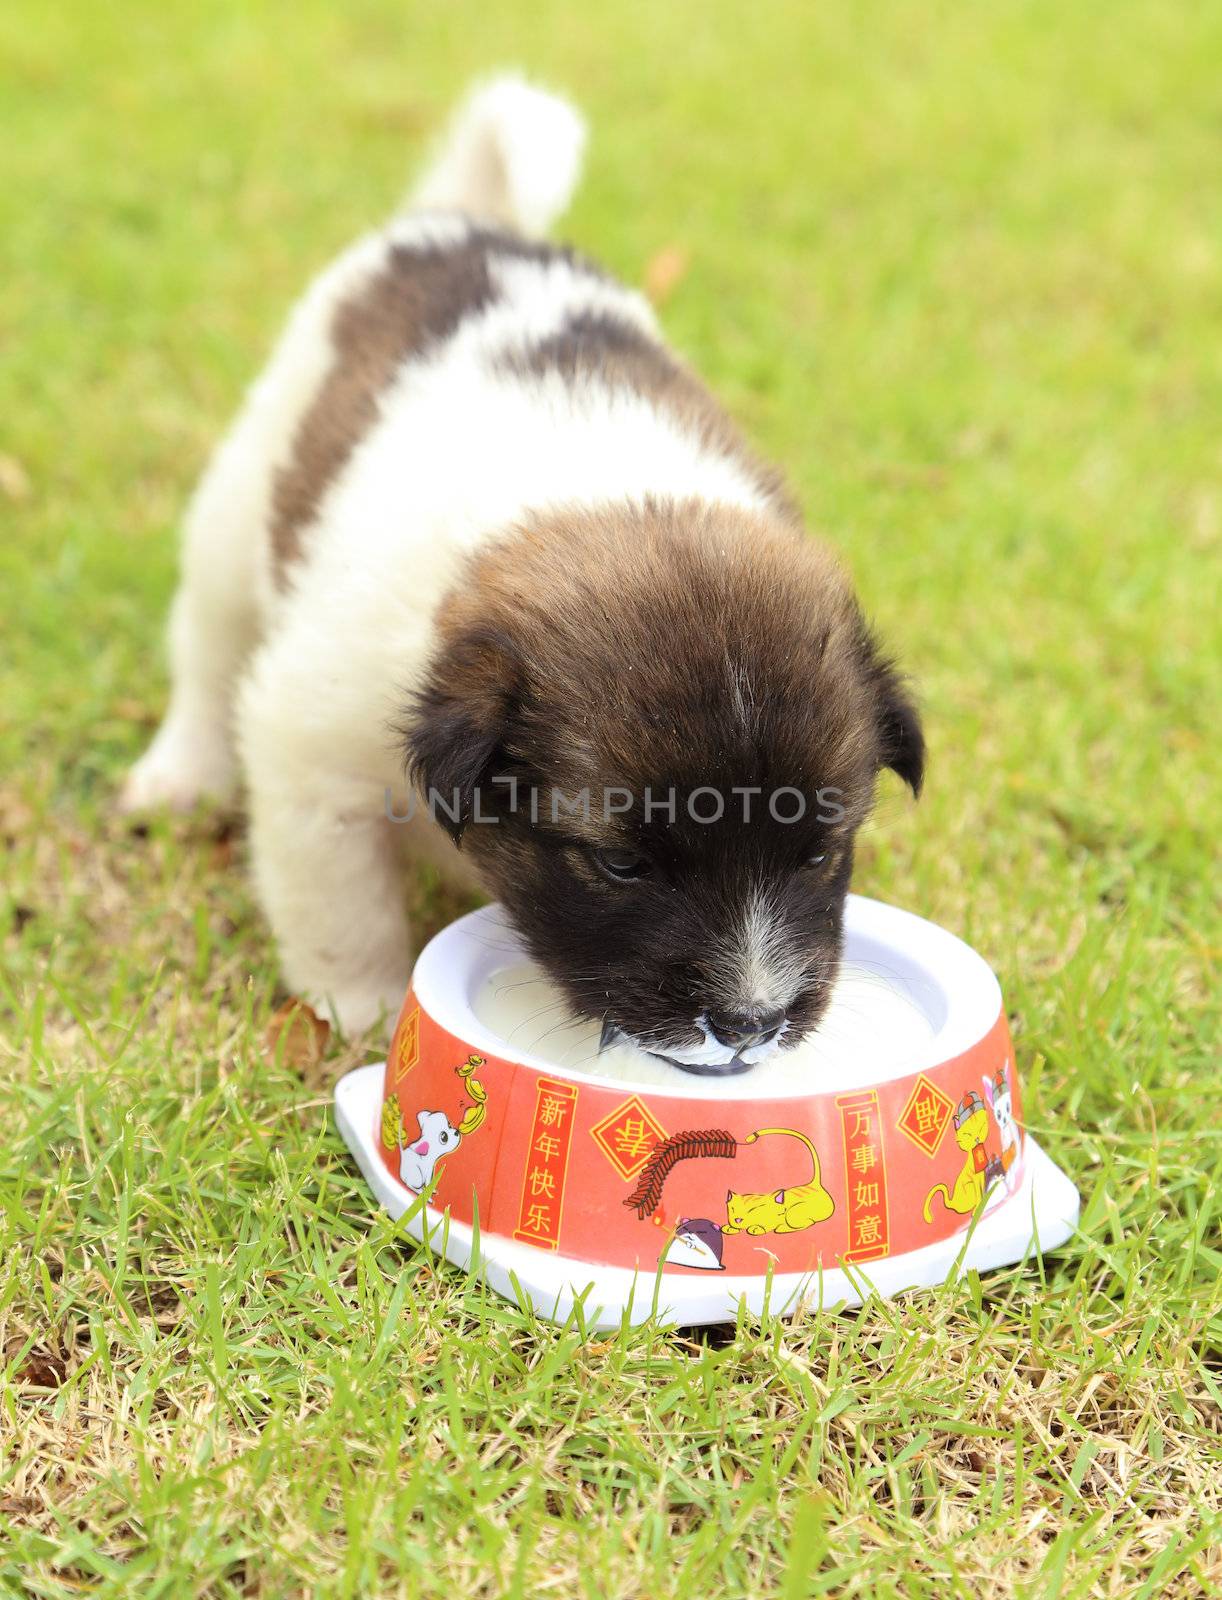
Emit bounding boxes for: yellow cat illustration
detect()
[723,1127,835,1236]
[923,1092,992,1221]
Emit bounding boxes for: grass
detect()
[1,0,1219,1594]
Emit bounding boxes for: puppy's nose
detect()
[706,1006,786,1051]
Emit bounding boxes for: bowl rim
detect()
[409,894,1004,1101]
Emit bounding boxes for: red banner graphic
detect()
[896,1072,954,1157]
[590,1095,668,1181]
[836,1089,890,1263]
[389,1006,420,1094]
[513,1078,580,1251]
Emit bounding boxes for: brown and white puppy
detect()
[122,76,923,1071]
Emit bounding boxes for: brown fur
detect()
[270,229,602,577]
[405,496,923,1058]
[417,498,908,831]
[501,312,802,524]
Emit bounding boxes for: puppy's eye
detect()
[809,854,827,867]
[592,847,652,882]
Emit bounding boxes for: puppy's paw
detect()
[119,721,237,813]
[312,979,409,1042]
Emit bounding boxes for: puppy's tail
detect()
[406,74,586,236]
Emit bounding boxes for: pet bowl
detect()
[335,896,1079,1329]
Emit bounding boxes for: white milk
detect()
[471,960,936,1096]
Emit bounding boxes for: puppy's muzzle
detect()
[705,1005,786,1051]
[599,1016,760,1078]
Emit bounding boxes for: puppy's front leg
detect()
[249,774,410,1036]
[240,677,410,1038]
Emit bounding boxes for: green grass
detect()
[2,1,1220,1594]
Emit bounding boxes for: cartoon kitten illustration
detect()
[381,1053,488,1194]
[923,1090,1000,1221]
[398,1108,463,1191]
[723,1128,835,1236]
[662,1218,726,1271]
[982,1061,1022,1192]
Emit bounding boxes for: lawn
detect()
[1,1,1219,1595]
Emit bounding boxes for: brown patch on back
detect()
[270,228,792,577]
[499,311,802,524]
[269,237,494,577]
[270,228,598,579]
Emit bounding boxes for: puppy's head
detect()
[405,499,923,1075]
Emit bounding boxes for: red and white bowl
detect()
[335,895,1078,1328]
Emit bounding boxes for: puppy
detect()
[123,76,924,1071]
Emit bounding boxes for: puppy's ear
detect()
[875,661,925,796]
[860,629,926,797]
[403,623,521,842]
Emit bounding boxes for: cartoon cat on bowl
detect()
[983,1059,1022,1192]
[397,1108,464,1191]
[381,1053,488,1194]
[723,1128,836,1236]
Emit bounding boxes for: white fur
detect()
[123,76,770,1035]
[119,231,391,810]
[619,886,809,1069]
[729,889,811,1011]
[409,75,586,235]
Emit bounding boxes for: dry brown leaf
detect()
[0,790,36,843]
[17,1349,67,1389]
[264,998,331,1080]
[0,453,31,501]
[111,696,158,727]
[643,244,690,307]
[210,817,241,870]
